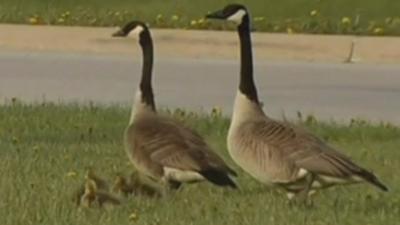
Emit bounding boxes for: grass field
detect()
[0,0,400,35]
[0,102,399,225]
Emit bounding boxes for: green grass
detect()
[1,102,399,225]
[0,0,400,35]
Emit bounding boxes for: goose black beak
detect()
[206,10,226,20]
[112,29,125,37]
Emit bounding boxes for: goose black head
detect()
[206,4,248,24]
[112,20,149,38]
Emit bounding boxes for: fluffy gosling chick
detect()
[85,168,109,191]
[113,175,135,196]
[81,179,121,208]
[113,172,161,197]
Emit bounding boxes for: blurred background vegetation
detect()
[0,0,399,35]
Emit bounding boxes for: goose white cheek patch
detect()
[128,25,144,38]
[227,9,247,23]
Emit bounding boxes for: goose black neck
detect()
[238,15,259,103]
[139,31,156,111]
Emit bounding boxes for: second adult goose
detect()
[112,21,237,190]
[206,4,387,200]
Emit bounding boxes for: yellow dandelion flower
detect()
[156,14,164,24]
[373,27,384,35]
[254,17,265,22]
[114,11,121,16]
[310,10,318,17]
[171,15,179,21]
[198,18,205,24]
[28,17,38,24]
[65,11,70,16]
[385,17,392,24]
[66,171,77,177]
[286,27,294,34]
[341,17,351,25]
[57,18,65,23]
[129,212,139,221]
[273,25,280,31]
[90,18,97,24]
[190,20,198,26]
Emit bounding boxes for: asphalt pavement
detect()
[1,51,399,124]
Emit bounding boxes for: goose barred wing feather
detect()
[131,115,235,174]
[249,119,367,177]
[246,118,388,191]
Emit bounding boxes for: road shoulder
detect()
[1,24,400,63]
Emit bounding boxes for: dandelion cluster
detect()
[16,8,400,36]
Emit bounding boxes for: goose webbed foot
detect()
[160,178,182,196]
[288,173,316,207]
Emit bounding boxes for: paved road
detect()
[1,51,399,124]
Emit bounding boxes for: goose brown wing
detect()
[133,116,235,174]
[289,132,363,177]
[250,119,364,177]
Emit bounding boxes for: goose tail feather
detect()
[200,169,238,189]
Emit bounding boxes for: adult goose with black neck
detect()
[112,21,237,191]
[206,4,387,200]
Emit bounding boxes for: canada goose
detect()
[73,169,110,206]
[80,179,121,208]
[113,174,134,196]
[85,168,109,191]
[112,172,161,197]
[112,21,237,190]
[206,4,388,200]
